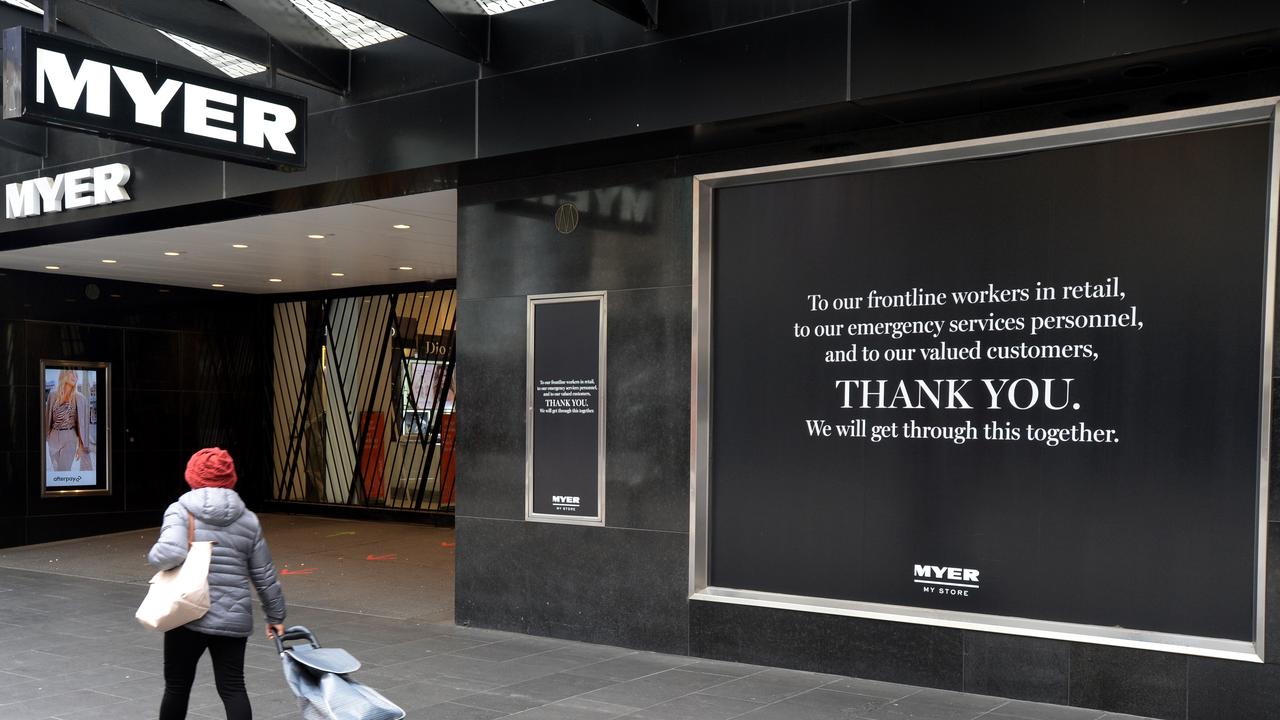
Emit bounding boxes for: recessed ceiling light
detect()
[392,224,411,230]
[269,278,283,283]
[101,259,117,264]
[164,251,184,256]
[211,283,225,288]
[330,272,345,277]
[44,265,60,270]
[307,234,326,239]
[232,244,249,249]
[397,266,413,271]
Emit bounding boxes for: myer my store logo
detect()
[6,163,131,219]
[550,495,580,512]
[913,564,981,597]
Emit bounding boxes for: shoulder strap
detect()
[187,511,196,548]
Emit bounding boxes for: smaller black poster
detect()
[527,293,606,524]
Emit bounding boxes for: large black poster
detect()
[708,123,1272,643]
[527,295,605,523]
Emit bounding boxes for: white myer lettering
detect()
[184,83,238,143]
[243,96,297,154]
[111,67,182,128]
[551,495,580,505]
[33,47,299,156]
[6,163,131,219]
[62,168,94,209]
[35,47,109,117]
[913,564,981,596]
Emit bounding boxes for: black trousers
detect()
[160,626,252,720]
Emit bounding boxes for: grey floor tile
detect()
[92,676,168,701]
[489,670,617,704]
[537,644,637,667]
[620,692,766,720]
[452,654,604,686]
[49,698,159,720]
[733,688,896,720]
[823,677,924,701]
[452,636,568,662]
[859,694,1001,720]
[909,689,1006,712]
[985,699,1107,719]
[0,681,51,707]
[453,690,555,714]
[412,701,508,719]
[508,696,636,719]
[8,689,129,717]
[700,668,836,704]
[383,678,482,711]
[572,653,701,682]
[580,669,739,709]
[451,670,620,715]
[676,659,765,678]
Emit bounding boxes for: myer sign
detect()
[2,28,306,170]
[6,163,131,219]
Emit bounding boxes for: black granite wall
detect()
[455,168,693,653]
[453,158,1280,719]
[0,270,269,548]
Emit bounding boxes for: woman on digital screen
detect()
[46,369,92,471]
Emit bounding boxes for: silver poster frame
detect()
[691,97,1280,663]
[526,291,608,526]
[39,359,112,498]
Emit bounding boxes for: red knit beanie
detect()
[185,447,238,489]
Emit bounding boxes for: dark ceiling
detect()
[27,0,658,95]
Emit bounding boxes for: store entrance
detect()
[269,287,457,520]
[0,189,459,552]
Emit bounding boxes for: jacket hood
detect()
[179,487,246,526]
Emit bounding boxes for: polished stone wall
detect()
[0,270,269,548]
[455,168,693,654]
[453,159,1280,719]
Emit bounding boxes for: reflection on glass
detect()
[401,359,455,436]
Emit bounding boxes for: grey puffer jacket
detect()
[147,488,286,637]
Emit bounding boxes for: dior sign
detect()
[2,28,306,169]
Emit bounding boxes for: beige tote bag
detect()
[136,512,213,632]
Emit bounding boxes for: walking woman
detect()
[148,448,287,720]
[45,369,91,471]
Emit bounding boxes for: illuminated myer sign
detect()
[6,162,131,219]
[2,28,306,170]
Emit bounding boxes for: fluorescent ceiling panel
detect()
[289,0,406,50]
[158,30,266,78]
[1,0,42,14]
[476,0,557,14]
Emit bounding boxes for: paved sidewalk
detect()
[0,567,1155,720]
[0,519,1157,720]
[0,515,456,623]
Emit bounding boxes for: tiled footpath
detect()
[0,519,1156,720]
[0,568,1155,720]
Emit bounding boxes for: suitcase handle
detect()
[272,625,319,654]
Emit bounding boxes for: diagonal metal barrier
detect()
[270,285,456,516]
